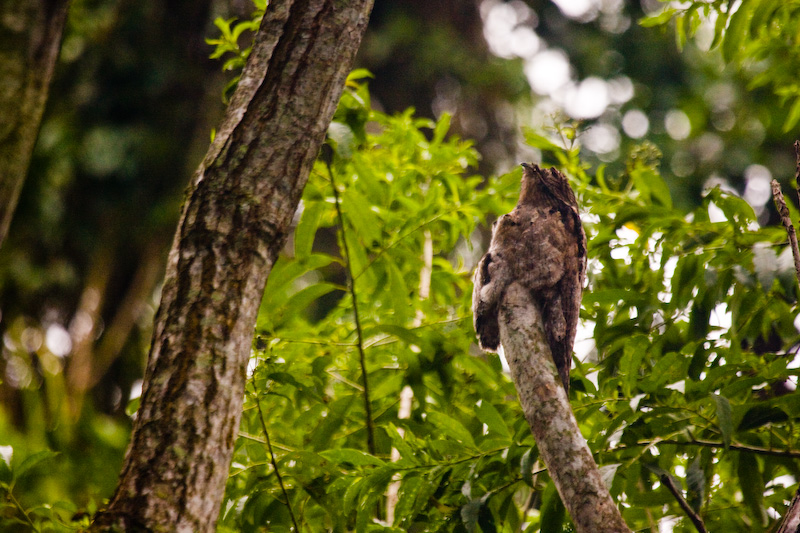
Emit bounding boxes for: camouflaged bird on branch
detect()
[472,163,586,394]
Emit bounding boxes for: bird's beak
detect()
[520,162,533,171]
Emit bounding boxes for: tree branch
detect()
[251,379,300,533]
[776,485,800,533]
[0,0,70,249]
[498,282,631,533]
[611,438,800,459]
[794,140,800,204]
[659,473,707,533]
[328,161,376,456]
[771,178,800,286]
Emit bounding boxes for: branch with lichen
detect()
[498,282,631,533]
[771,178,800,286]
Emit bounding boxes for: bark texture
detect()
[0,0,70,249]
[776,486,800,533]
[499,283,631,533]
[91,1,374,531]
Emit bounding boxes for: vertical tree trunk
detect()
[91,1,374,530]
[0,0,70,249]
[499,282,631,533]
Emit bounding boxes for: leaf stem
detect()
[327,160,377,456]
[250,379,301,533]
[607,438,800,459]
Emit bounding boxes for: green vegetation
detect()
[216,75,800,531]
[3,1,800,531]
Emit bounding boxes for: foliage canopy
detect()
[213,75,800,531]
[2,2,800,532]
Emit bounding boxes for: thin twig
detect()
[659,474,708,533]
[7,490,37,531]
[327,160,376,455]
[607,438,800,459]
[771,179,800,285]
[353,212,447,281]
[250,379,300,533]
[794,140,800,201]
[386,230,430,521]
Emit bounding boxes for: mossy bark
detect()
[499,282,631,533]
[0,0,70,249]
[91,1,374,531]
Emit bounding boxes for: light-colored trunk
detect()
[499,282,631,533]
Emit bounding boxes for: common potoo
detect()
[472,163,586,393]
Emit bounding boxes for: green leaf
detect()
[639,7,678,28]
[519,447,537,488]
[427,412,476,448]
[598,463,620,489]
[709,9,729,50]
[783,97,800,133]
[320,449,386,467]
[686,456,705,512]
[277,282,339,323]
[384,424,419,465]
[620,335,648,396]
[540,481,566,532]
[265,254,336,296]
[125,396,140,417]
[675,13,687,50]
[14,450,58,481]
[432,113,451,144]
[712,394,733,449]
[737,453,767,527]
[631,166,672,208]
[356,468,395,532]
[343,187,382,246]
[522,128,563,154]
[737,405,788,432]
[266,372,324,402]
[476,402,511,440]
[328,121,357,160]
[393,474,422,526]
[343,476,365,517]
[295,200,325,258]
[346,68,374,84]
[722,2,752,62]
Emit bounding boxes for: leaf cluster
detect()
[205,0,267,102]
[642,0,800,132]
[221,73,800,531]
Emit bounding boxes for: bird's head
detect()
[519,162,546,206]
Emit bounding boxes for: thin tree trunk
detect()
[499,282,631,533]
[91,1,374,531]
[0,0,70,249]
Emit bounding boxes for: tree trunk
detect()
[0,0,70,249]
[91,1,374,530]
[499,282,631,533]
[776,486,800,533]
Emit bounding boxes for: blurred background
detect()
[0,0,793,506]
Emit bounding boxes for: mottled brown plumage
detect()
[472,163,586,393]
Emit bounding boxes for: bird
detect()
[472,163,586,393]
